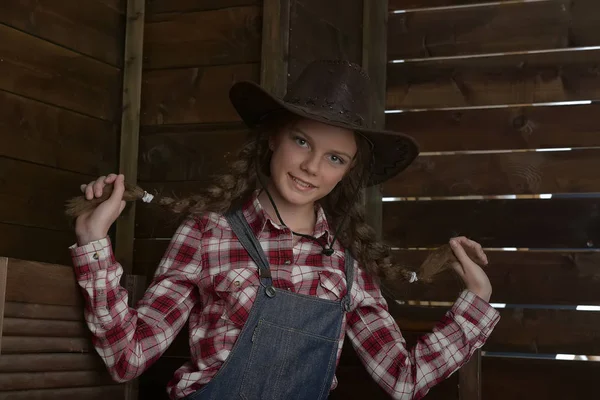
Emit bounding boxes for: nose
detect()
[300,152,319,176]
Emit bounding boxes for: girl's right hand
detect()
[75,173,127,246]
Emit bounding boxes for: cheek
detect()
[321,167,348,188]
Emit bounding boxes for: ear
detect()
[268,134,276,151]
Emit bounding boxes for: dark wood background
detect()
[2,0,599,399]
[0,1,126,397]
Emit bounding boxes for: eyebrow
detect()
[291,127,355,160]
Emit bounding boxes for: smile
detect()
[289,174,317,189]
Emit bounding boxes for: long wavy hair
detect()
[66,111,455,284]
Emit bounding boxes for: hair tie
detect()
[141,191,154,203]
[409,271,418,283]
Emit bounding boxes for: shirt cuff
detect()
[450,289,501,345]
[69,236,114,276]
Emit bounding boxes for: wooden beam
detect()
[115,0,145,276]
[459,349,481,400]
[0,257,7,354]
[362,0,388,238]
[260,0,291,96]
[116,3,145,400]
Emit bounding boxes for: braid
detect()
[323,134,458,285]
[65,119,276,221]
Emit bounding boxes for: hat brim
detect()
[229,81,419,186]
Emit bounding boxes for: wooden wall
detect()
[133,1,263,398]
[0,0,127,397]
[0,257,127,399]
[382,0,600,398]
[0,0,124,265]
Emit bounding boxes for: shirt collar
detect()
[241,189,333,245]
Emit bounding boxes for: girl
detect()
[68,60,500,400]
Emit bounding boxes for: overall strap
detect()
[225,210,275,295]
[342,249,354,312]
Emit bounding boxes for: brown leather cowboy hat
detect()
[229,60,419,186]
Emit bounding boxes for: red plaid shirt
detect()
[70,190,500,399]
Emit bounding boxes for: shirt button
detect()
[92,253,99,260]
[233,281,241,287]
[284,260,291,265]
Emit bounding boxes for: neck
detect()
[258,182,316,235]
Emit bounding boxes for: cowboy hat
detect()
[228,59,419,186]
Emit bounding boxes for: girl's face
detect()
[268,118,357,207]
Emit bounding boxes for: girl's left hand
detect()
[448,236,492,302]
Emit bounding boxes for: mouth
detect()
[288,173,317,190]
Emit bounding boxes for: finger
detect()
[106,174,126,208]
[462,237,488,266]
[450,238,476,272]
[85,181,95,200]
[453,237,487,266]
[80,184,87,193]
[105,173,118,183]
[93,176,107,198]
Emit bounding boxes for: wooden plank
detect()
[0,157,91,232]
[383,148,600,197]
[362,0,388,238]
[0,224,76,266]
[98,0,127,13]
[138,128,249,181]
[288,0,363,84]
[261,0,291,98]
[0,90,117,175]
[382,198,600,248]
[384,103,600,152]
[147,0,260,14]
[0,24,121,121]
[459,349,481,400]
[0,385,126,400]
[115,0,145,279]
[393,306,600,355]
[482,357,600,399]
[387,0,600,59]
[6,259,82,307]
[2,337,90,354]
[389,0,514,9]
[3,318,86,337]
[5,302,83,322]
[389,249,600,305]
[0,0,125,66]
[144,6,262,69]
[0,370,114,391]
[0,353,102,372]
[386,48,600,109]
[0,257,7,354]
[141,63,259,125]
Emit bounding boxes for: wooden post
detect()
[459,349,482,400]
[0,257,7,355]
[117,1,145,399]
[260,0,291,95]
[362,0,388,239]
[115,0,145,276]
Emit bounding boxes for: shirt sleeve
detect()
[345,268,500,399]
[69,217,203,382]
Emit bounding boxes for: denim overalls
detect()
[184,209,354,400]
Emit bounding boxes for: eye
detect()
[329,154,346,165]
[294,136,309,147]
